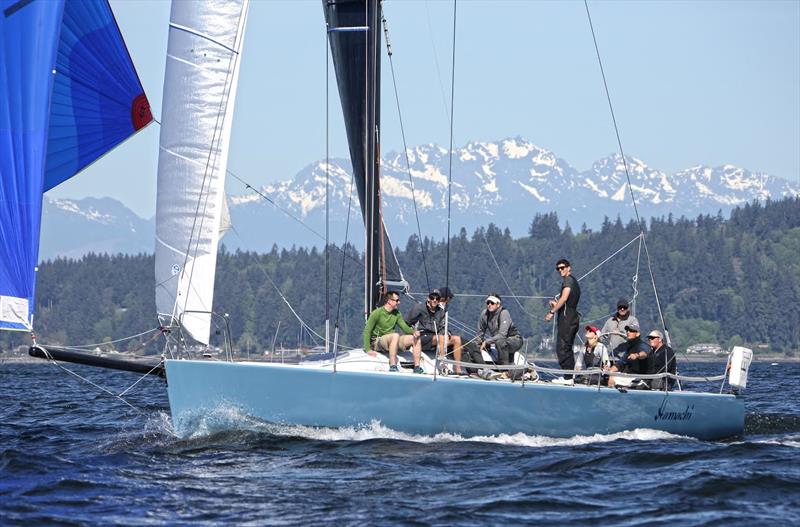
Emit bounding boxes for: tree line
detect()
[2,197,798,357]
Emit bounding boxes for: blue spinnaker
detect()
[0,0,64,330]
[0,0,151,331]
[45,0,152,191]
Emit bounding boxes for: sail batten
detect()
[155,0,249,345]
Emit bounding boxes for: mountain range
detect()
[40,137,799,259]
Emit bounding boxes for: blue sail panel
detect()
[44,0,152,191]
[0,0,65,330]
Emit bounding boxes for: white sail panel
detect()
[155,0,249,344]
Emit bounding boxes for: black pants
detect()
[556,311,579,378]
[493,335,523,365]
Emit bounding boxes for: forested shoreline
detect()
[2,197,798,357]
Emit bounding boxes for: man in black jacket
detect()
[646,330,676,390]
[607,324,650,387]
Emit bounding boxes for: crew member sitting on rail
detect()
[606,324,649,388]
[363,291,422,374]
[580,325,610,384]
[645,330,676,390]
[405,289,463,375]
[474,294,523,378]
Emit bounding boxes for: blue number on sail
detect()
[0,0,151,331]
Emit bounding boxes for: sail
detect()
[324,0,406,315]
[0,0,150,331]
[44,0,153,191]
[155,0,249,344]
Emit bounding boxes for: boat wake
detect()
[154,404,688,449]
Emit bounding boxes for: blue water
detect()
[2,360,799,525]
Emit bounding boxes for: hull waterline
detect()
[165,360,744,441]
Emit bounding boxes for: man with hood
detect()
[601,298,639,352]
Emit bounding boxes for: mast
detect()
[323,0,406,317]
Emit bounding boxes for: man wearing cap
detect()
[405,289,464,375]
[476,293,523,368]
[607,323,650,388]
[544,258,581,381]
[600,298,639,353]
[646,330,676,390]
[583,325,610,369]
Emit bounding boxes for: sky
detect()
[45,0,800,218]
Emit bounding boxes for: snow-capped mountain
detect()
[40,137,798,258]
[227,137,799,251]
[40,197,154,259]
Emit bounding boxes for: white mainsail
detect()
[155,0,249,345]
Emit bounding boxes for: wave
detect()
[745,412,800,435]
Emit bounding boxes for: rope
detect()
[117,359,166,397]
[55,327,161,350]
[38,347,141,413]
[382,12,432,293]
[577,233,642,281]
[409,292,551,300]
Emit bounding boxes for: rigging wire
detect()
[424,0,453,127]
[583,0,670,343]
[480,230,534,317]
[325,18,330,331]
[381,11,432,293]
[444,0,457,310]
[335,177,358,330]
[225,168,363,269]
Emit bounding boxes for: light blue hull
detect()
[165,360,745,441]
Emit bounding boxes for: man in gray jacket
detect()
[600,297,640,352]
[476,293,523,365]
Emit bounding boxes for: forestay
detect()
[155,0,249,345]
[0,0,151,331]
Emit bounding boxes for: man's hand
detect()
[366,349,377,357]
[627,353,639,361]
[544,311,553,321]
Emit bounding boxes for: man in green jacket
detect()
[363,291,423,373]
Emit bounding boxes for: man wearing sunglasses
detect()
[544,258,581,382]
[405,289,465,375]
[363,291,423,373]
[645,330,676,390]
[476,293,523,370]
[600,298,639,352]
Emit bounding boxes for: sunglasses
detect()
[618,306,629,310]
[486,301,498,305]
[647,336,660,340]
[555,266,567,271]
[428,295,441,301]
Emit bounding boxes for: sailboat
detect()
[12,0,751,441]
